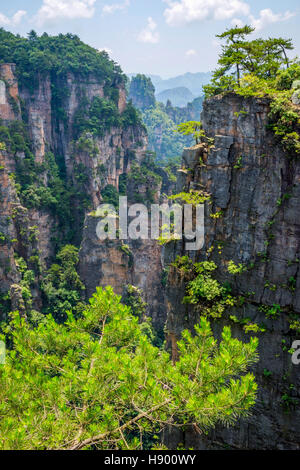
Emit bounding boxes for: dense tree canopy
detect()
[0,29,125,90]
[205,26,295,96]
[0,286,258,450]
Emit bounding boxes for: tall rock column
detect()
[164,93,300,450]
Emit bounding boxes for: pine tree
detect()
[204,27,294,97]
[216,25,255,86]
[0,286,258,450]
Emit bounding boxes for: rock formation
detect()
[163,92,300,449]
[0,53,299,450]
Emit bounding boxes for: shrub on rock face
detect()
[292,80,300,105]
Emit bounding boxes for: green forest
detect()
[128,73,203,163]
[0,22,299,451]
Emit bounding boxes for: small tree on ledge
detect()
[175,121,214,146]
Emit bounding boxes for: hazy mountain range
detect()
[156,87,196,107]
[148,72,212,95]
[128,72,212,107]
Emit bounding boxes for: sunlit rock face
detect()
[0,64,21,121]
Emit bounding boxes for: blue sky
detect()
[1,0,300,77]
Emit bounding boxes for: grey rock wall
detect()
[164,93,300,449]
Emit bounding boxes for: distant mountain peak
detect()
[127,71,212,97]
[156,87,195,108]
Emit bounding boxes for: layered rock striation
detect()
[0,62,154,318]
[163,93,300,449]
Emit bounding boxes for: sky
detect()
[0,0,300,78]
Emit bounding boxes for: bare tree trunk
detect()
[281,47,290,68]
[237,64,240,86]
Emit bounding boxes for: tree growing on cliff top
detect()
[204,26,294,96]
[216,25,255,86]
[241,37,294,79]
[0,28,125,92]
[0,286,258,450]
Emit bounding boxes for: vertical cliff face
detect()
[79,219,167,327]
[2,34,299,449]
[19,71,146,209]
[0,60,156,318]
[0,57,169,328]
[78,155,170,328]
[163,93,300,449]
[0,64,27,314]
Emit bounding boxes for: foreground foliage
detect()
[0,286,258,450]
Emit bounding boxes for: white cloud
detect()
[163,0,250,26]
[12,10,27,25]
[102,0,130,15]
[231,17,245,27]
[35,0,96,26]
[186,49,197,57]
[0,13,10,26]
[0,10,26,27]
[138,17,160,44]
[212,38,222,48]
[249,9,295,31]
[98,47,113,55]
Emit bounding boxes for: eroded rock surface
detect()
[164,93,300,449]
